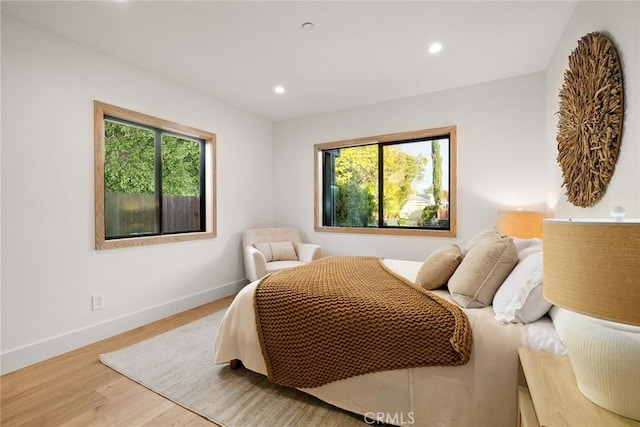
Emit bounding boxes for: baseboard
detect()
[0,280,246,375]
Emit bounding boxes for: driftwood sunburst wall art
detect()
[556,31,624,208]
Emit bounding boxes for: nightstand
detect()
[517,346,640,427]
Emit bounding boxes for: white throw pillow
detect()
[549,305,583,346]
[493,252,551,323]
[518,242,543,261]
[525,317,567,355]
[254,241,298,262]
[512,237,543,260]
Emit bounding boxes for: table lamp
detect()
[497,210,543,238]
[543,218,640,420]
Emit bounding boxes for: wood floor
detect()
[1,296,234,426]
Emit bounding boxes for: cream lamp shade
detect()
[497,210,543,239]
[543,219,640,325]
[543,219,640,420]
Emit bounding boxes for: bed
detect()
[214,232,564,427]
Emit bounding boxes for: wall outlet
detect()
[91,294,104,311]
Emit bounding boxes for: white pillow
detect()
[512,237,543,260]
[525,317,567,355]
[493,252,551,323]
[254,241,298,262]
[549,305,582,345]
[518,242,543,261]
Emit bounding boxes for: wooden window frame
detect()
[94,101,216,249]
[314,126,457,237]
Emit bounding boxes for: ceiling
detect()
[2,1,577,122]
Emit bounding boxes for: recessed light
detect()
[428,43,443,54]
[301,22,315,32]
[274,85,285,94]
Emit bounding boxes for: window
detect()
[94,101,216,249]
[315,126,456,237]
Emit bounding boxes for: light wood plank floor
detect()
[1,296,234,426]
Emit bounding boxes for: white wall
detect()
[545,1,640,218]
[273,73,547,261]
[0,16,274,373]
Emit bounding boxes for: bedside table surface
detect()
[518,347,640,427]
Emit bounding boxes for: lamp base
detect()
[565,314,640,421]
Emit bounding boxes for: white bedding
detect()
[214,259,557,427]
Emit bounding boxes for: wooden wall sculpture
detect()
[556,32,624,208]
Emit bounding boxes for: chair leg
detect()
[230,359,243,370]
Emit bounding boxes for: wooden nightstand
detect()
[517,346,640,427]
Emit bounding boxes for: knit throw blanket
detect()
[254,256,473,388]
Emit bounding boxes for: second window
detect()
[316,126,456,236]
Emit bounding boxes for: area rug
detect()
[100,310,366,427]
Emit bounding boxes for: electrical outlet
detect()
[92,294,104,311]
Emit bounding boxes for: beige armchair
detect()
[243,227,322,282]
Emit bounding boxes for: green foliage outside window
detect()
[104,121,201,196]
[383,144,427,220]
[330,144,428,227]
[431,140,443,208]
[161,134,201,196]
[421,140,444,226]
[333,145,378,226]
[336,180,376,227]
[104,121,155,194]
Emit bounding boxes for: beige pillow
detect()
[254,241,298,262]
[448,236,518,308]
[415,244,463,290]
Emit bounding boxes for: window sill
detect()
[314,225,456,238]
[96,230,215,250]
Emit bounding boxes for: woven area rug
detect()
[100,310,365,427]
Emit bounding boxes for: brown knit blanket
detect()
[254,256,473,388]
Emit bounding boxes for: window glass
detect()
[323,144,378,227]
[104,120,158,238]
[382,138,450,230]
[316,127,456,237]
[94,101,216,249]
[161,134,202,234]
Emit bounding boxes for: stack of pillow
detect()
[415,227,549,324]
